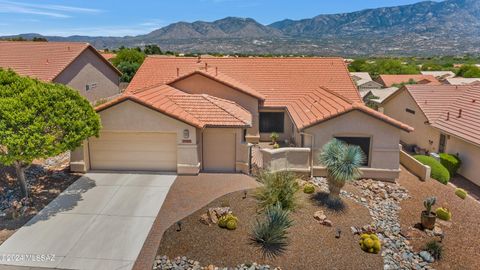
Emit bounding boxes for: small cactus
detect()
[423,197,436,213]
[218,214,238,229]
[273,143,280,149]
[226,219,237,230]
[436,207,452,221]
[359,233,381,254]
[303,183,315,194]
[455,188,467,199]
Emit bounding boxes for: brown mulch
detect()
[0,157,81,245]
[398,168,480,270]
[158,188,383,270]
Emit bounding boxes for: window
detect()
[335,136,371,166]
[406,108,415,114]
[85,83,97,91]
[259,112,284,133]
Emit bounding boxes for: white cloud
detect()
[0,0,101,18]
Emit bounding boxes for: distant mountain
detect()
[3,0,480,56]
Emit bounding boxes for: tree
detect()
[318,139,365,200]
[32,37,48,42]
[144,44,162,55]
[456,65,480,78]
[0,69,101,197]
[111,48,146,82]
[348,59,368,72]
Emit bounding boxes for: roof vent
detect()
[473,99,476,103]
[176,68,179,77]
[205,63,208,72]
[197,56,201,63]
[46,59,49,64]
[215,67,218,76]
[447,112,450,121]
[458,109,462,118]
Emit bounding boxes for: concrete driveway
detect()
[0,172,176,270]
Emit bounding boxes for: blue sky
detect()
[0,0,435,36]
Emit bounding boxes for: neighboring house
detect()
[360,87,399,108]
[0,41,121,103]
[445,77,480,85]
[421,71,455,80]
[99,52,117,61]
[376,74,442,87]
[381,84,480,186]
[71,57,413,180]
[350,72,383,90]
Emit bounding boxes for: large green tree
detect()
[0,69,101,197]
[111,48,146,82]
[456,65,480,78]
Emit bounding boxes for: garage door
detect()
[203,130,236,172]
[89,132,177,171]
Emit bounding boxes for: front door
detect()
[439,134,447,153]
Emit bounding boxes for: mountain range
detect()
[3,0,480,56]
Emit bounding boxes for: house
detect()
[360,87,399,108]
[421,71,455,80]
[445,77,480,85]
[0,41,121,103]
[376,74,442,87]
[381,84,480,186]
[70,57,413,180]
[350,72,383,90]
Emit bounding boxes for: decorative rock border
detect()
[312,177,434,270]
[153,255,279,270]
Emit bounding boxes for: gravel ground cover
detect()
[0,153,80,245]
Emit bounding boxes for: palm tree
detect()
[319,139,365,200]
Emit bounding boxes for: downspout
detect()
[300,132,315,179]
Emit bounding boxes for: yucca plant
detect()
[250,203,293,258]
[319,139,365,200]
[255,171,299,211]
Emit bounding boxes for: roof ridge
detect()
[318,86,355,104]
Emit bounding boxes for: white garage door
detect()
[203,130,236,172]
[89,132,177,171]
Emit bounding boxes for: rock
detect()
[433,225,443,236]
[199,213,211,226]
[351,226,358,235]
[313,210,326,221]
[208,209,219,224]
[419,251,435,263]
[322,219,333,227]
[360,197,367,203]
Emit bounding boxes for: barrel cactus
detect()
[455,188,467,199]
[436,207,452,221]
[303,183,315,194]
[359,233,381,254]
[218,214,238,229]
[226,219,237,230]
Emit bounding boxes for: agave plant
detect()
[250,203,293,258]
[319,139,365,200]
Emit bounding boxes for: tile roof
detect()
[445,77,480,85]
[100,52,116,61]
[402,85,467,122]
[126,57,412,132]
[377,74,442,87]
[360,87,399,104]
[432,85,480,146]
[127,56,362,102]
[0,41,120,81]
[420,71,455,79]
[97,84,252,128]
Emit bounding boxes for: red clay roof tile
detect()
[377,74,441,87]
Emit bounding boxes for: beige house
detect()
[381,84,480,186]
[71,57,413,180]
[350,72,383,90]
[0,41,121,103]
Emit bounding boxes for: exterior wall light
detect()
[183,129,190,139]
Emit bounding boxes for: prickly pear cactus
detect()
[359,233,381,254]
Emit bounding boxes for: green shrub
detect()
[303,183,315,194]
[439,153,461,176]
[359,233,381,254]
[250,203,293,257]
[273,143,280,149]
[435,207,452,221]
[255,171,299,211]
[414,155,450,184]
[425,240,443,260]
[270,132,279,143]
[455,188,468,199]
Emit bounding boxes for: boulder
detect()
[313,210,326,221]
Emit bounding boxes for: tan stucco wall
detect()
[259,109,295,143]
[54,48,120,103]
[304,110,401,172]
[70,100,199,174]
[171,74,260,142]
[444,135,480,186]
[381,90,441,152]
[198,128,249,173]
